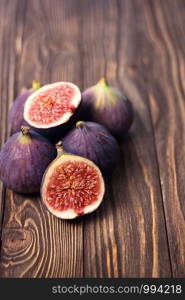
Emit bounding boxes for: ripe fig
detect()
[0,126,57,194]
[81,78,134,138]
[24,82,81,142]
[9,80,41,134]
[62,121,120,175]
[41,142,105,219]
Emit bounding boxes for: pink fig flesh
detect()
[41,153,105,219]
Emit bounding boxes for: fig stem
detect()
[76,121,86,128]
[76,121,90,132]
[21,126,30,136]
[32,80,41,91]
[98,77,108,86]
[56,141,65,156]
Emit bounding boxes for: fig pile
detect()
[0,78,134,219]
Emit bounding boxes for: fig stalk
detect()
[98,77,108,86]
[76,121,91,133]
[76,121,86,128]
[56,141,65,156]
[32,80,41,91]
[20,126,32,144]
[21,126,31,136]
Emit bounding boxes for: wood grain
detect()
[0,0,26,240]
[0,0,185,278]
[82,0,171,278]
[144,0,185,277]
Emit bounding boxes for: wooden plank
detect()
[1,0,184,278]
[82,0,172,277]
[0,0,83,278]
[0,0,26,241]
[144,0,185,277]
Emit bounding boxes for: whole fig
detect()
[81,78,133,138]
[9,80,41,134]
[0,126,57,193]
[62,121,120,175]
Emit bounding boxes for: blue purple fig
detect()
[0,126,57,193]
[81,78,134,138]
[9,80,41,134]
[62,121,120,175]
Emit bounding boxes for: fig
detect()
[62,121,120,175]
[9,80,41,134]
[0,126,57,194]
[81,78,134,138]
[24,81,82,142]
[41,142,105,219]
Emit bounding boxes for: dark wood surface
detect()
[0,0,184,278]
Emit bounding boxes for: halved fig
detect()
[41,143,105,219]
[24,82,81,141]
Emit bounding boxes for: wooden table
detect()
[0,0,185,278]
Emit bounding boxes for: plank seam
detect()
[80,0,85,278]
[144,0,175,278]
[147,92,173,277]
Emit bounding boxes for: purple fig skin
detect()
[9,89,31,134]
[62,121,120,175]
[0,126,57,194]
[9,81,41,134]
[81,78,134,139]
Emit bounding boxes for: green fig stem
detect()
[76,121,86,128]
[21,126,30,137]
[20,126,32,144]
[32,80,41,91]
[56,141,65,156]
[76,121,90,132]
[98,77,108,87]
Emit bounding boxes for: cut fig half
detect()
[24,82,81,140]
[41,148,105,219]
